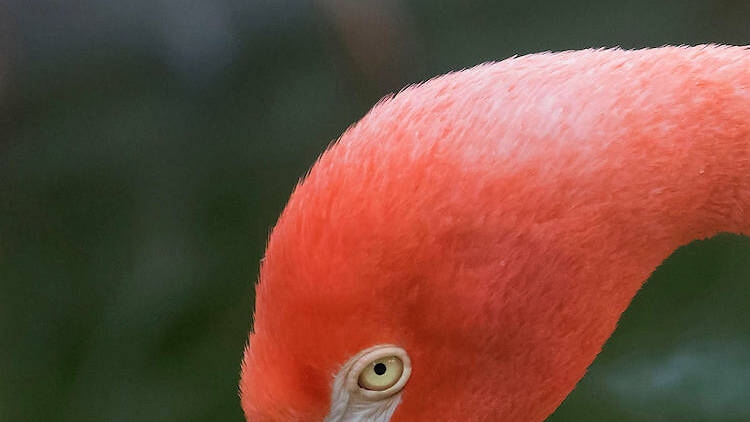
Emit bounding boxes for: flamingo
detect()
[239,45,750,422]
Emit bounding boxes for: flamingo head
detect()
[239,46,750,421]
[238,60,600,422]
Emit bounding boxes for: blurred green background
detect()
[1,1,749,421]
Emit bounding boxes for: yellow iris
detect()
[357,356,404,391]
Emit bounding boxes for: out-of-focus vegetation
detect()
[1,1,749,421]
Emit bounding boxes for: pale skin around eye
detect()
[322,345,411,422]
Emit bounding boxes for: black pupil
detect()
[373,362,387,376]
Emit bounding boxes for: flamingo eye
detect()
[346,345,411,400]
[357,356,404,391]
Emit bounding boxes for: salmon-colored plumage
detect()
[240,45,750,421]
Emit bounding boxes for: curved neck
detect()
[522,49,750,421]
[557,78,750,283]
